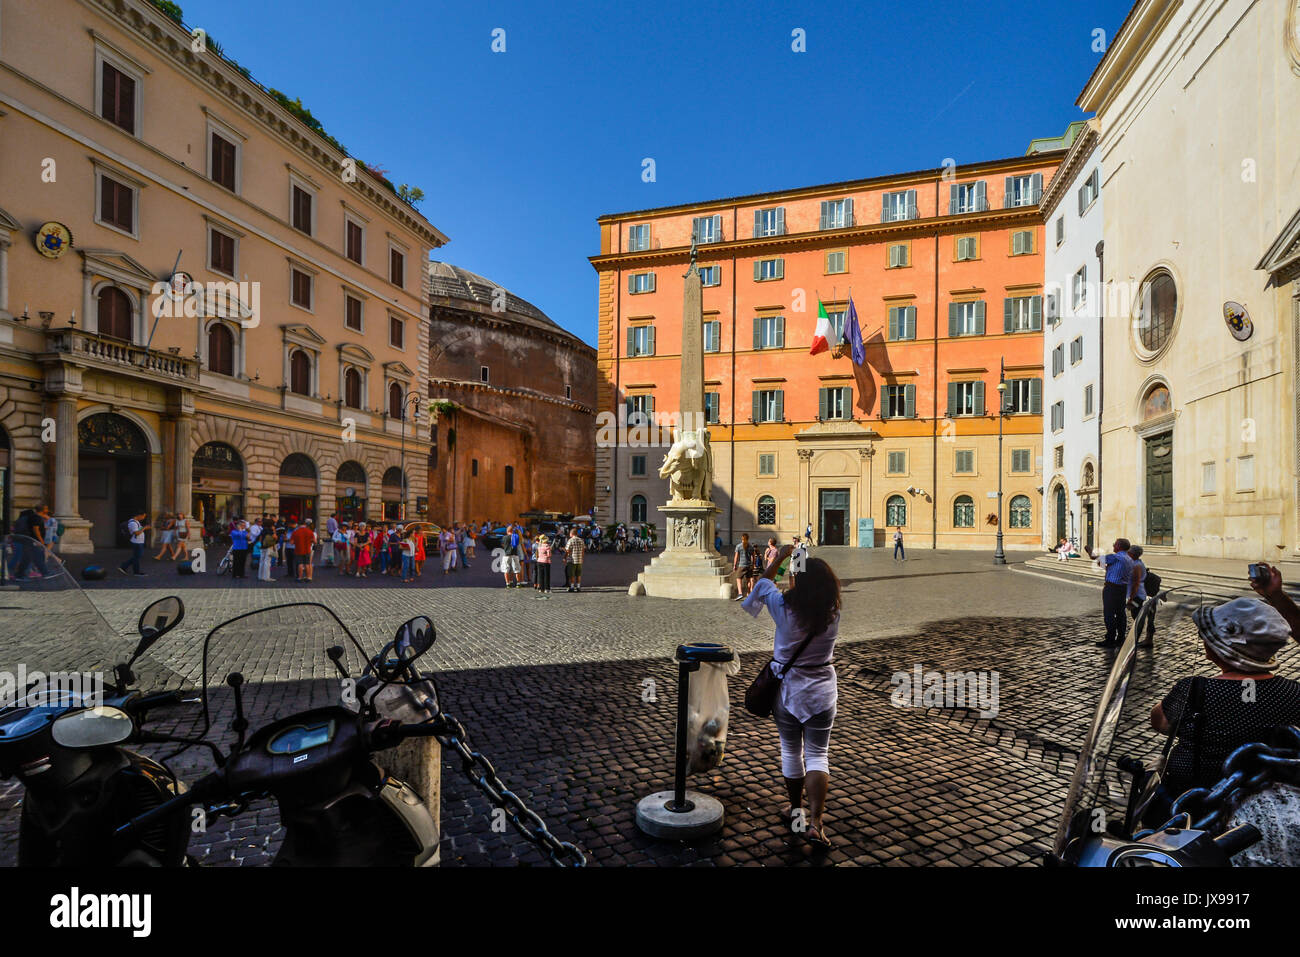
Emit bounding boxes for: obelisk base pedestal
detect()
[632,502,733,600]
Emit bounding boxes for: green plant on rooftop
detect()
[148,0,184,23]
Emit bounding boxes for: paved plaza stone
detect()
[0,546,1262,866]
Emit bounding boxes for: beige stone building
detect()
[0,0,446,551]
[1079,0,1300,560]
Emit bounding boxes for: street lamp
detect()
[397,390,423,522]
[993,357,1010,565]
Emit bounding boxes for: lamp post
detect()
[397,391,423,522]
[994,357,1009,565]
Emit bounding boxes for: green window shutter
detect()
[845,197,854,226]
[948,302,958,337]
[906,190,916,216]
[1003,298,1014,333]
[905,306,916,339]
[625,397,633,421]
[753,210,762,238]
[1031,172,1043,200]
[1030,377,1042,414]
[881,194,889,222]
[712,214,723,240]
[752,260,761,282]
[905,384,916,418]
[647,394,655,416]
[775,259,785,280]
[776,208,785,235]
[819,201,829,230]
[947,382,958,417]
[627,274,634,295]
[976,180,986,210]
[818,388,827,421]
[949,183,959,215]
[775,390,784,422]
[646,325,655,355]
[1030,295,1042,330]
[843,385,852,417]
[973,380,985,415]
[975,300,986,335]
[888,307,899,341]
[751,390,760,422]
[626,326,635,356]
[753,317,763,351]
[775,315,785,347]
[1003,175,1014,208]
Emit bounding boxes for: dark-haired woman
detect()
[743,543,841,848]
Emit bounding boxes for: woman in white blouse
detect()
[743,543,841,848]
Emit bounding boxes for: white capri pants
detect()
[772,695,835,777]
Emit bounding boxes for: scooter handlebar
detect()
[116,770,224,837]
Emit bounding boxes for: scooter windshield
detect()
[198,603,376,753]
[0,534,124,703]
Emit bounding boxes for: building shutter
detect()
[1078,185,1086,217]
[974,300,986,335]
[905,190,917,217]
[948,302,959,337]
[775,314,785,346]
[775,390,784,421]
[881,194,889,222]
[842,385,852,417]
[946,382,958,418]
[751,390,761,423]
[1004,298,1014,333]
[973,380,985,415]
[904,306,916,339]
[1029,377,1042,414]
[818,388,828,421]
[975,180,987,210]
[844,197,854,226]
[626,326,635,356]
[776,207,785,235]
[753,260,762,282]
[1004,175,1014,208]
[712,214,723,240]
[753,316,763,350]
[625,397,633,422]
[1031,172,1043,201]
[904,384,916,418]
[646,325,656,355]
[1030,295,1042,330]
[775,259,785,280]
[819,201,830,230]
[889,307,899,341]
[949,183,960,215]
[753,210,763,238]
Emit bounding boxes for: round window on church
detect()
[1136,269,1177,356]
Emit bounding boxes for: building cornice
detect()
[427,377,594,416]
[1077,0,1182,115]
[428,298,596,356]
[1040,120,1101,218]
[590,205,1048,271]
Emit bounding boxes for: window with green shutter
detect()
[705,392,720,424]
[887,451,906,474]
[955,449,974,473]
[754,315,784,349]
[887,243,909,268]
[754,258,784,281]
[889,305,917,341]
[1011,449,1031,473]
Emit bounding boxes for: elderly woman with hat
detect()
[1151,597,1300,797]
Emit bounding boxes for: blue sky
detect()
[184,0,1133,346]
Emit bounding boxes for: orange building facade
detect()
[591,152,1062,549]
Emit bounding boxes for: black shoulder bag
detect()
[744,629,818,719]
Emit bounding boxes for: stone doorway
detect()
[77,413,149,548]
[818,488,850,546]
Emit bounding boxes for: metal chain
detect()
[428,711,587,867]
[1135,726,1300,838]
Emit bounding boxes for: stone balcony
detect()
[39,329,201,385]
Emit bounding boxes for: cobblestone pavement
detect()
[0,546,1259,866]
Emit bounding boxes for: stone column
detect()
[797,448,813,536]
[858,445,874,546]
[174,413,193,524]
[50,391,92,553]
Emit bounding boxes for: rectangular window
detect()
[753,258,784,281]
[390,248,405,287]
[1083,383,1094,416]
[1236,455,1255,492]
[504,465,514,494]
[1007,377,1041,414]
[1055,215,1064,246]
[291,184,313,234]
[1011,230,1034,255]
[820,386,850,421]
[390,315,404,349]
[703,320,721,353]
[1202,461,1217,494]
[955,236,978,261]
[99,174,135,233]
[753,389,784,423]
[627,325,655,357]
[1004,173,1042,208]
[887,450,906,474]
[345,295,363,332]
[210,132,237,191]
[627,224,650,252]
[699,265,721,287]
[888,305,917,341]
[1055,445,1065,469]
[209,228,235,276]
[887,243,909,268]
[1078,167,1101,214]
[1012,449,1031,473]
[881,189,918,222]
[480,365,490,383]
[826,310,847,342]
[1052,344,1064,376]
[955,449,974,473]
[345,220,364,264]
[819,198,853,230]
[825,250,847,274]
[1072,266,1087,309]
[754,315,785,350]
[758,453,777,476]
[949,300,985,337]
[883,384,916,419]
[1070,336,1084,364]
[291,268,312,309]
[630,454,647,477]
[626,395,654,426]
[950,181,987,214]
[704,392,720,425]
[1004,295,1043,332]
[1051,401,1065,432]
[628,272,656,294]
[753,207,786,237]
[692,214,723,244]
[1047,291,1061,325]
[947,381,985,417]
[100,61,136,133]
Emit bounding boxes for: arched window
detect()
[886,494,907,527]
[96,286,133,340]
[279,453,317,479]
[1009,494,1032,529]
[337,460,367,486]
[1137,270,1177,353]
[344,368,362,409]
[207,323,234,376]
[630,494,647,523]
[953,495,975,528]
[1142,384,1171,421]
[389,382,404,419]
[290,350,311,396]
[757,495,776,525]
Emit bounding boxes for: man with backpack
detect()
[12,504,50,578]
[119,512,149,576]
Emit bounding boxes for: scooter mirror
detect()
[51,706,134,748]
[132,596,185,662]
[394,616,435,662]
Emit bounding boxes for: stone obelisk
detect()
[630,239,733,600]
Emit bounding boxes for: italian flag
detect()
[810,300,834,355]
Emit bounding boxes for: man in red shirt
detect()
[291,519,318,582]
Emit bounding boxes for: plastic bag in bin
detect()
[685,657,742,774]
